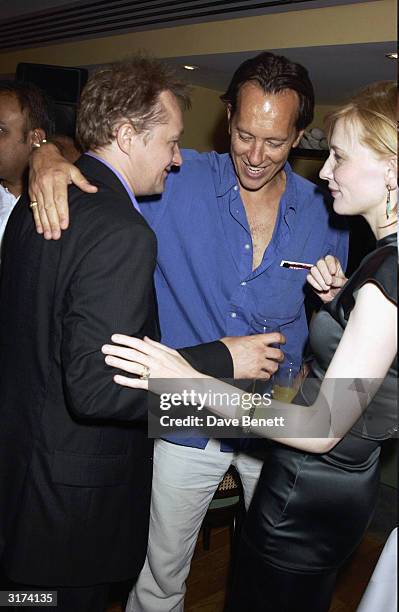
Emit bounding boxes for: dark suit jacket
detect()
[0,155,233,586]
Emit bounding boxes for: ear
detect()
[115,122,138,154]
[29,128,46,148]
[385,156,398,190]
[292,129,304,149]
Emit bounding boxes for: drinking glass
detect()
[250,318,281,346]
[273,361,300,403]
[250,318,282,393]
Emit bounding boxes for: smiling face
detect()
[319,117,390,221]
[128,90,184,196]
[228,82,303,194]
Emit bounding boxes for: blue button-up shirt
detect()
[140,150,348,450]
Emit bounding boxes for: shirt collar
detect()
[216,155,297,216]
[215,154,240,197]
[85,152,141,213]
[0,183,20,208]
[280,161,298,218]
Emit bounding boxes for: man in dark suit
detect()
[0,57,233,611]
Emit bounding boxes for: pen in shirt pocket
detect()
[280,259,314,271]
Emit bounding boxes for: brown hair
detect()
[220,51,314,130]
[325,81,396,158]
[77,56,190,151]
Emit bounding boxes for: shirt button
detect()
[231,312,237,318]
[244,243,251,250]
[241,281,247,286]
[233,185,238,191]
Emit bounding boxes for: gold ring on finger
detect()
[139,365,151,380]
[30,201,38,209]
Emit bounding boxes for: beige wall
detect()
[310,104,339,130]
[290,104,339,181]
[289,157,324,183]
[181,85,226,152]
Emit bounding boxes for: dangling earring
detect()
[386,186,393,219]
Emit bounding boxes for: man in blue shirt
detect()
[29,52,347,612]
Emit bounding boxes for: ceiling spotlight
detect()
[385,52,398,59]
[183,65,199,71]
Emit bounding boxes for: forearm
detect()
[30,141,64,167]
[178,367,375,453]
[29,141,97,238]
[176,375,334,452]
[103,341,369,450]
[179,340,234,378]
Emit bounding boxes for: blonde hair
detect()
[326,81,397,158]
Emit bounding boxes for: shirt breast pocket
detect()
[257,267,308,320]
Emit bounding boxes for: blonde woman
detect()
[103,81,397,611]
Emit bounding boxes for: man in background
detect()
[0,81,54,260]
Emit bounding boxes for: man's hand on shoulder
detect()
[220,333,285,379]
[29,142,97,240]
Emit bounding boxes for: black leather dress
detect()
[230,233,397,612]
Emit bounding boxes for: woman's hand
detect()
[307,255,347,303]
[101,335,203,389]
[29,143,97,239]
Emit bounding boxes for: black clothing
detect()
[231,234,397,611]
[0,155,233,592]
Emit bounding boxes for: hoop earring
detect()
[386,186,393,219]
